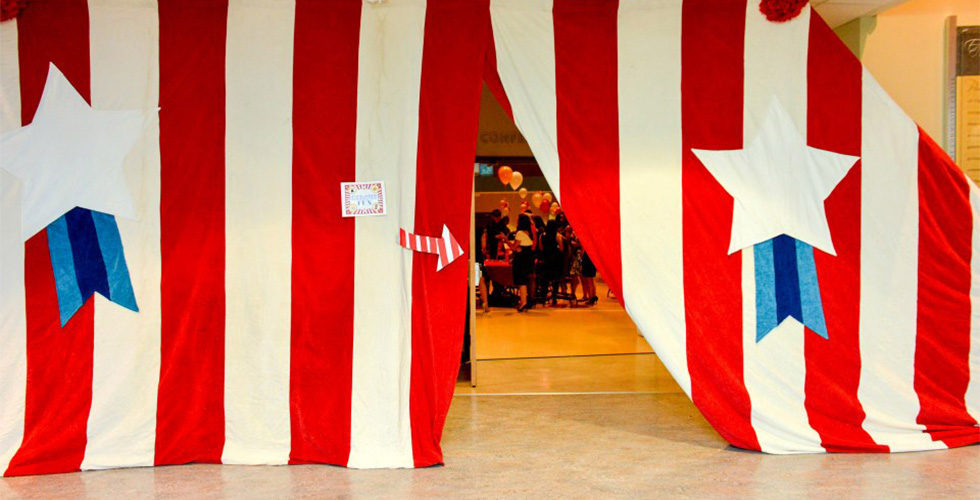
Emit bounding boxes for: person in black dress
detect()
[580,251,598,306]
[509,214,536,312]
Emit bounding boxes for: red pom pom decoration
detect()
[1,0,30,22]
[759,0,808,23]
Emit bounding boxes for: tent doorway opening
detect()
[457,83,678,397]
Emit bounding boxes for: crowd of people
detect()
[478,208,598,312]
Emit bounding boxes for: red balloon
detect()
[539,199,551,214]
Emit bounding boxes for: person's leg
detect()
[570,276,579,302]
[480,274,489,312]
[518,285,527,311]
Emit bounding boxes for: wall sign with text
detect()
[341,181,387,217]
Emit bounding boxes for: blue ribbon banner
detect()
[754,234,827,342]
[46,207,138,326]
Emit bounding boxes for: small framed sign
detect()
[341,181,387,217]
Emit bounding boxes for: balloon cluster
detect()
[496,166,523,190]
[496,165,559,217]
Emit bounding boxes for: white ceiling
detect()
[811,0,909,27]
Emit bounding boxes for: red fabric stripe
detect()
[5,236,95,476]
[420,236,429,254]
[553,0,623,304]
[681,0,760,451]
[289,0,360,466]
[804,13,886,452]
[400,229,408,248]
[410,0,488,467]
[16,0,90,126]
[914,129,980,448]
[156,0,228,465]
[5,0,94,477]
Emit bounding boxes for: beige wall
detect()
[860,0,979,144]
[475,84,532,157]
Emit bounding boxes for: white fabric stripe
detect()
[0,19,18,133]
[415,234,422,251]
[616,1,689,396]
[966,184,980,424]
[82,0,161,470]
[489,0,560,200]
[857,71,943,451]
[741,5,824,453]
[222,0,294,465]
[968,184,980,425]
[0,18,26,475]
[348,0,425,468]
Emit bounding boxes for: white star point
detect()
[692,99,858,256]
[0,63,148,241]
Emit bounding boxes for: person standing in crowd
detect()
[530,215,545,304]
[482,209,505,261]
[580,251,598,306]
[566,227,582,302]
[510,213,536,312]
[555,211,568,230]
[541,220,563,306]
[479,209,505,312]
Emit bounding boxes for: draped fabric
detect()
[0,0,487,475]
[489,0,979,453]
[0,0,976,478]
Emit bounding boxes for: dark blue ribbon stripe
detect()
[772,234,802,326]
[65,207,112,303]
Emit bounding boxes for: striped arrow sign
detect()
[398,224,464,271]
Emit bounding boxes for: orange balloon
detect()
[509,171,524,190]
[518,188,528,199]
[531,192,543,208]
[543,192,553,203]
[497,166,513,186]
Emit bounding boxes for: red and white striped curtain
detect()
[0,0,976,478]
[488,0,979,453]
[0,0,486,475]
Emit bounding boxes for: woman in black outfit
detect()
[509,214,536,312]
[541,220,563,306]
[580,251,598,305]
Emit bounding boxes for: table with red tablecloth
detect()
[482,259,513,288]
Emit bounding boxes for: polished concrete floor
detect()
[3,393,977,499]
[2,285,978,499]
[473,284,652,360]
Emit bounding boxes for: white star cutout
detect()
[692,99,859,256]
[0,63,148,241]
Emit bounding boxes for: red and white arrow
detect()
[398,224,464,271]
